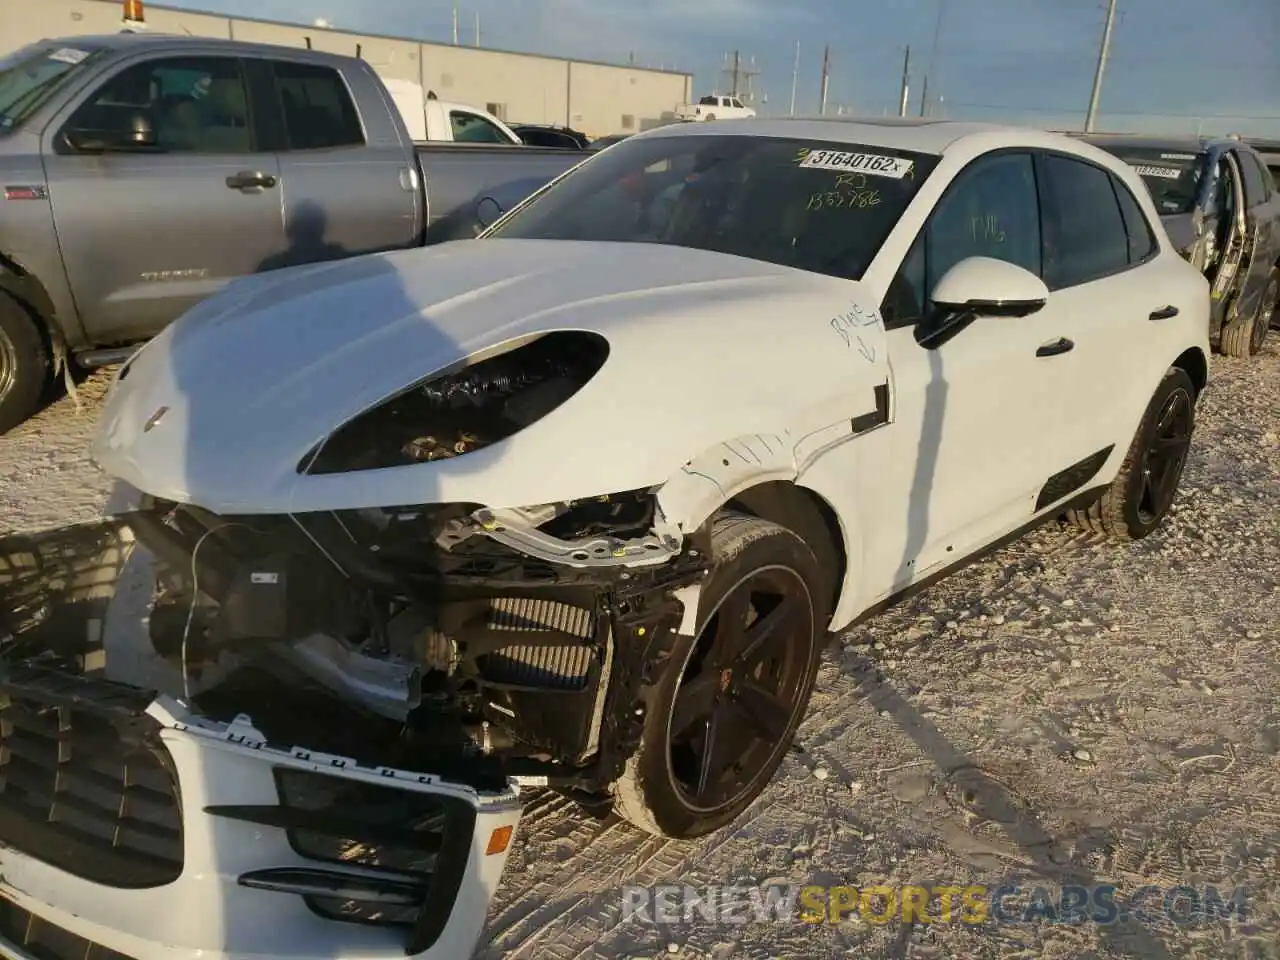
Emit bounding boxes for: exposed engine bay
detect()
[0,482,711,805]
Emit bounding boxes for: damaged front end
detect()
[0,481,710,958]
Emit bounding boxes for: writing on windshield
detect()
[487,133,941,282]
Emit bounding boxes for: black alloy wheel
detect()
[667,565,814,812]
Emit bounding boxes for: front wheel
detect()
[1067,367,1196,541]
[614,515,827,839]
[0,293,49,436]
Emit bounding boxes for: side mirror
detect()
[64,112,157,153]
[918,256,1048,349]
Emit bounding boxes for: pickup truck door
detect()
[41,53,287,344]
[252,57,420,266]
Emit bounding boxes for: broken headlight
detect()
[299,331,609,475]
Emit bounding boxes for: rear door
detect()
[42,52,286,344]
[254,56,420,269]
[1234,147,1280,315]
[1033,150,1171,457]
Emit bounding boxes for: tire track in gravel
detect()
[482,775,795,959]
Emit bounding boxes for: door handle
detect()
[1036,337,1075,358]
[1149,305,1179,320]
[225,171,278,191]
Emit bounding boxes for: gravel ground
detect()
[1,345,1278,960]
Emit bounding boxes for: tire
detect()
[1066,367,1196,541]
[614,514,828,839]
[1219,271,1276,357]
[0,292,49,436]
[705,113,717,121]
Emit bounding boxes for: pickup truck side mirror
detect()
[916,256,1049,349]
[64,112,158,153]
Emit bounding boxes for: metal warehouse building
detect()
[0,0,693,137]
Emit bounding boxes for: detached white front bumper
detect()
[0,670,522,960]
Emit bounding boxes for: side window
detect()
[882,152,1040,326]
[449,111,510,143]
[1111,175,1158,263]
[64,56,251,153]
[272,61,363,150]
[730,98,744,109]
[1041,154,1129,289]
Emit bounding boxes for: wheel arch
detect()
[1172,346,1208,397]
[724,480,847,623]
[0,253,69,367]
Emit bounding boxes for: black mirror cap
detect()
[933,295,1047,319]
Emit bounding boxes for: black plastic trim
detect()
[205,802,448,853]
[239,866,428,905]
[850,381,890,434]
[1035,445,1115,511]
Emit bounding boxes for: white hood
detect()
[94,239,889,514]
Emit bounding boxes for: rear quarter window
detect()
[1111,174,1158,263]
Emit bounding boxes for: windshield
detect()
[0,42,101,133]
[1105,148,1207,215]
[487,133,941,281]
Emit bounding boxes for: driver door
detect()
[857,150,1079,601]
[42,53,286,344]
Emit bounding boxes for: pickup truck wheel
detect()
[1066,367,1195,541]
[0,293,49,435]
[614,515,826,839]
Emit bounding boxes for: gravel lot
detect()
[1,345,1278,959]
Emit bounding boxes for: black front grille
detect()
[0,686,183,889]
[211,767,476,955]
[0,897,135,960]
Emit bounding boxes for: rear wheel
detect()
[1066,367,1196,541]
[614,515,826,839]
[1220,272,1276,357]
[0,293,49,435]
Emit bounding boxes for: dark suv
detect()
[1080,134,1280,356]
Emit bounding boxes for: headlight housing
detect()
[299,331,609,475]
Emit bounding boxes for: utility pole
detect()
[719,51,759,102]
[920,0,945,118]
[898,45,911,117]
[818,44,830,116]
[789,40,799,116]
[474,10,480,47]
[1085,0,1119,132]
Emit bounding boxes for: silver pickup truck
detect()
[0,33,585,434]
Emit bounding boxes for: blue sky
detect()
[161,0,1280,137]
